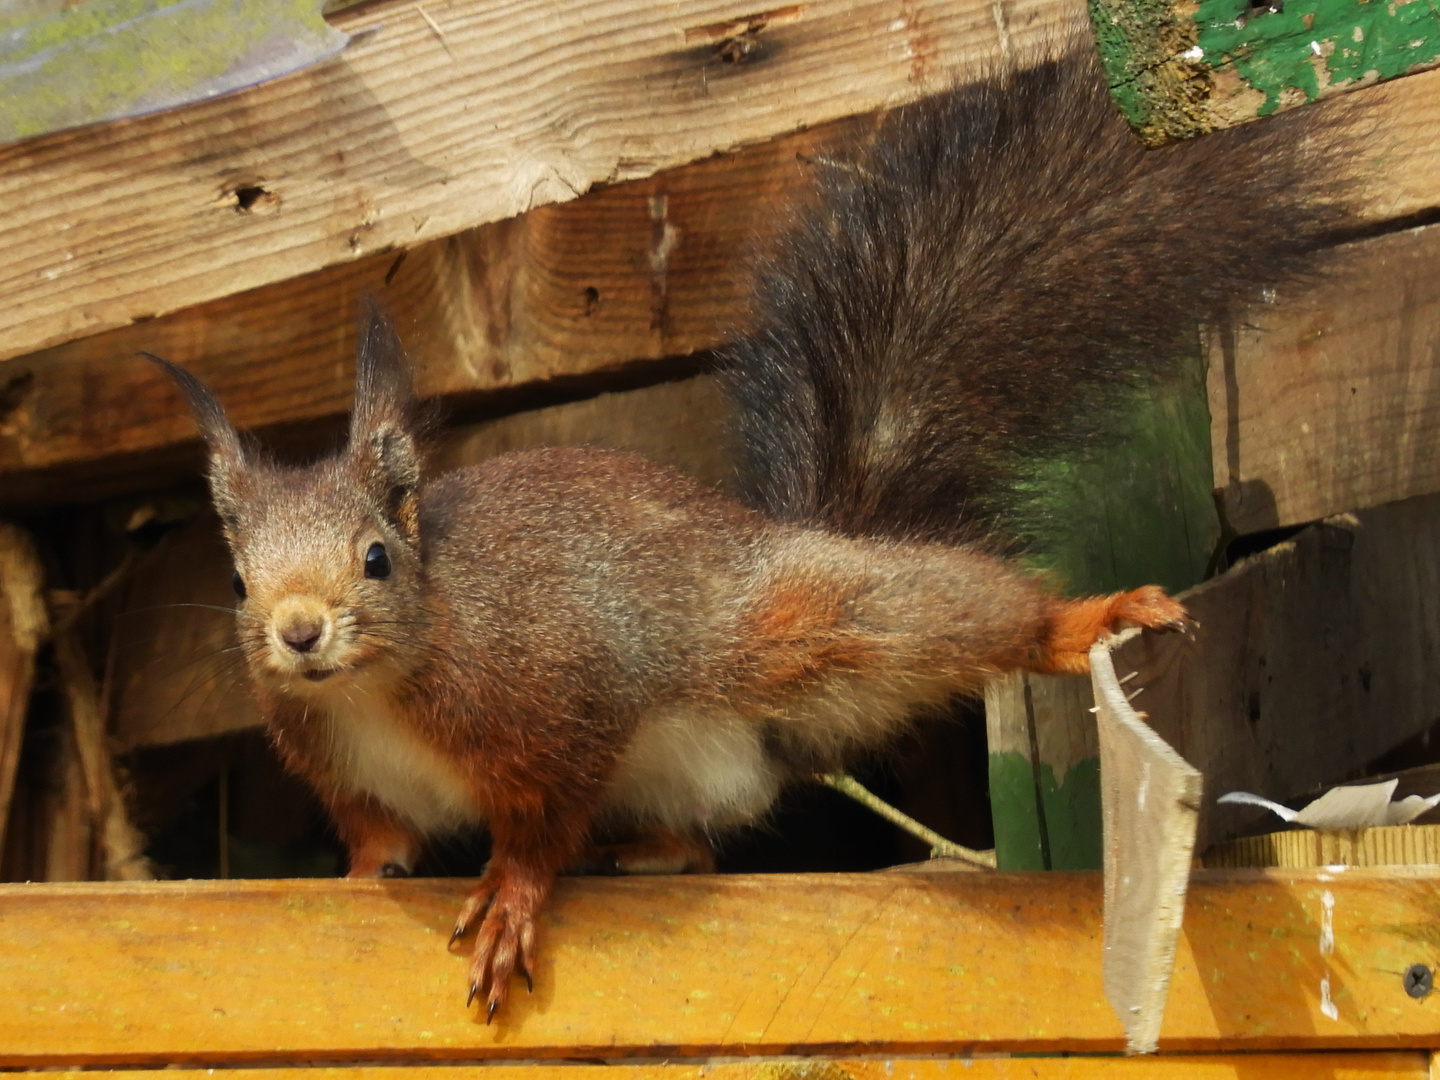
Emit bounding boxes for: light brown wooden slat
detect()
[4,870,1440,1064]
[1211,223,1440,536]
[0,525,46,851]
[1,65,1437,505]
[1205,824,1440,870]
[0,116,841,504]
[37,1055,1438,1077]
[0,0,1086,366]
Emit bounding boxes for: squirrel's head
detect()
[151,301,431,695]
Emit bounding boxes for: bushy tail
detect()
[722,45,1358,544]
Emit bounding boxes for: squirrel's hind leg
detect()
[1030,585,1189,676]
[573,827,716,875]
[330,794,423,878]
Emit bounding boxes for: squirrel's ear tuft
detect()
[145,353,249,526]
[349,301,423,544]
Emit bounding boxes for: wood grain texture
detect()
[0,0,1087,366]
[0,525,45,852]
[33,1055,1439,1078]
[1205,824,1440,869]
[1113,494,1440,849]
[1,52,1437,506]
[984,670,1101,870]
[4,870,1440,1063]
[0,114,845,504]
[1092,640,1201,1055]
[1210,223,1440,537]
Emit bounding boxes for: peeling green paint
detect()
[1197,0,1440,114]
[989,753,1106,870]
[1091,0,1440,140]
[0,0,347,144]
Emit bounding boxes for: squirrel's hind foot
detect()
[572,828,715,875]
[1033,585,1190,676]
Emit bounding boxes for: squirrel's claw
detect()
[459,870,544,1021]
[1032,585,1193,676]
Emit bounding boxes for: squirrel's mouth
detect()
[302,668,337,682]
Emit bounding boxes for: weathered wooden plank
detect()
[3,870,1440,1062]
[0,62,1436,504]
[0,114,843,505]
[34,1055,1439,1078]
[1091,0,1440,144]
[110,376,735,749]
[0,525,45,852]
[1211,223,1440,537]
[1092,638,1201,1055]
[1113,494,1440,850]
[0,0,1087,366]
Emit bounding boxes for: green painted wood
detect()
[988,751,1049,871]
[1089,0,1440,144]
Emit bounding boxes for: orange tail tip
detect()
[1034,585,1189,676]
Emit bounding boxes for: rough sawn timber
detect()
[1210,223,1440,536]
[0,63,1436,504]
[0,0,1087,366]
[3,871,1440,1063]
[0,112,840,504]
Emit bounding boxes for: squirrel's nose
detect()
[281,619,324,653]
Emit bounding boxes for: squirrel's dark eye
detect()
[364,541,392,580]
[231,570,246,599]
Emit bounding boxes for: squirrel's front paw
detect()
[451,872,542,1022]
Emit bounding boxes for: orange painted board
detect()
[4,871,1440,1064]
[36,1057,1436,1078]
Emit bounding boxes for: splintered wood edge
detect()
[1091,638,1202,1055]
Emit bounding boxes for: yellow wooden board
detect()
[33,1057,1438,1078]
[4,871,1440,1064]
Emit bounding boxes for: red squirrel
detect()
[152,46,1355,1018]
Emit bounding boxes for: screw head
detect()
[1404,963,1433,999]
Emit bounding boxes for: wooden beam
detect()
[0,0,1086,366]
[31,1055,1439,1078]
[3,870,1440,1063]
[0,52,1437,506]
[0,525,45,853]
[0,116,845,505]
[1113,493,1440,850]
[1211,223,1440,537]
